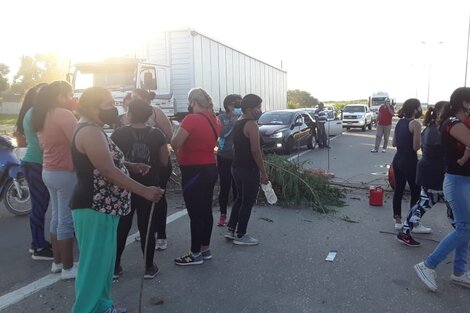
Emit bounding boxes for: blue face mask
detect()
[233,108,242,116]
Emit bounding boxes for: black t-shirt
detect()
[111,126,167,186]
[441,117,470,176]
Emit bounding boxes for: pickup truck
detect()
[342,104,374,131]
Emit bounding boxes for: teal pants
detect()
[72,209,119,313]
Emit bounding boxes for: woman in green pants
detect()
[70,87,163,313]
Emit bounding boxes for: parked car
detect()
[258,109,316,154]
[341,104,374,131]
[304,108,343,136]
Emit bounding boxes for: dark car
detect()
[258,109,317,154]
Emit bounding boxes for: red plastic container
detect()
[369,186,384,206]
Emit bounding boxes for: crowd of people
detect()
[14,82,268,312]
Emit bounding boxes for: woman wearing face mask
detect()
[116,92,132,128]
[391,98,422,231]
[31,81,78,280]
[216,94,242,226]
[70,87,163,313]
[171,88,220,265]
[414,87,470,291]
[225,94,269,245]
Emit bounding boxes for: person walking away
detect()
[456,115,470,166]
[414,87,470,291]
[391,98,422,230]
[396,101,449,246]
[314,102,328,148]
[216,94,242,226]
[16,83,53,259]
[171,88,220,265]
[371,98,395,153]
[70,87,163,313]
[112,99,169,280]
[225,94,269,245]
[32,81,78,279]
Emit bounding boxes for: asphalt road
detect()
[1,121,469,313]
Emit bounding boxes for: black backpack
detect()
[126,127,152,165]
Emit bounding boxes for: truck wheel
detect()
[307,134,317,150]
[368,121,372,130]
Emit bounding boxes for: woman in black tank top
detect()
[225,94,269,246]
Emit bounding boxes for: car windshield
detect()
[258,111,293,125]
[343,106,365,113]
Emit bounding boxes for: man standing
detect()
[371,98,394,153]
[314,102,328,149]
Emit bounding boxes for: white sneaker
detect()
[414,262,437,291]
[51,262,63,273]
[451,272,470,288]
[412,224,432,234]
[394,223,403,230]
[155,239,167,250]
[233,235,259,246]
[61,264,78,280]
[382,149,387,153]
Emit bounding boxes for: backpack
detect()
[126,127,152,165]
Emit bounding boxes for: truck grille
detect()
[343,115,357,119]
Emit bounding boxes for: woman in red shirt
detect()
[171,88,220,265]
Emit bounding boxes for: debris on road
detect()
[259,217,274,223]
[325,250,337,262]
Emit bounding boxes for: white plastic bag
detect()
[261,181,278,205]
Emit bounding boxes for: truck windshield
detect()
[372,97,387,106]
[343,106,365,113]
[74,67,136,92]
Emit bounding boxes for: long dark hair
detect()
[439,87,470,128]
[15,83,48,135]
[31,81,72,132]
[397,98,421,119]
[133,88,156,103]
[423,101,448,127]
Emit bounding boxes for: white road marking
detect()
[0,209,188,311]
[286,134,342,162]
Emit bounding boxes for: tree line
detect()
[0,54,69,100]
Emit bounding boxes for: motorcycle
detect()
[0,135,31,216]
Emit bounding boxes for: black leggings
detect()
[392,163,420,219]
[116,194,159,269]
[228,167,260,236]
[217,155,237,214]
[181,164,218,254]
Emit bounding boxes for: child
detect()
[456,116,470,166]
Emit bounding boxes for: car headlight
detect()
[271,132,283,138]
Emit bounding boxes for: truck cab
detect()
[70,58,174,116]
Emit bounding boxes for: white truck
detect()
[368,91,395,113]
[70,29,288,118]
[342,104,374,131]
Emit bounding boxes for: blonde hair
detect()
[188,88,213,110]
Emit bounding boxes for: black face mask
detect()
[98,107,118,126]
[187,105,194,114]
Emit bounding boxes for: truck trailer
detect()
[71,29,288,117]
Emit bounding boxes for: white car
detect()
[342,104,374,131]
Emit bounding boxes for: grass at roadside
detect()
[0,114,18,128]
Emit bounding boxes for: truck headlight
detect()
[271,132,283,138]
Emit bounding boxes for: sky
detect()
[1,0,470,103]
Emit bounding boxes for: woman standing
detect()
[16,83,52,259]
[112,99,169,279]
[70,87,163,313]
[414,87,470,291]
[396,101,449,246]
[171,88,220,265]
[216,94,242,226]
[32,81,78,279]
[225,94,269,245]
[391,98,422,230]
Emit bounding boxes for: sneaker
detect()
[233,235,259,246]
[414,261,438,291]
[396,232,421,247]
[394,223,403,230]
[156,239,167,251]
[144,264,160,279]
[51,262,63,273]
[382,149,387,153]
[217,214,227,226]
[450,272,470,289]
[113,265,123,280]
[135,235,141,242]
[174,252,203,266]
[32,246,54,260]
[61,264,78,280]
[29,241,52,254]
[224,230,235,240]
[412,224,432,234]
[105,306,127,313]
[371,149,378,153]
[201,249,212,260]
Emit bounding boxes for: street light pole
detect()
[421,41,443,104]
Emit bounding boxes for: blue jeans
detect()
[425,174,470,274]
[42,170,77,240]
